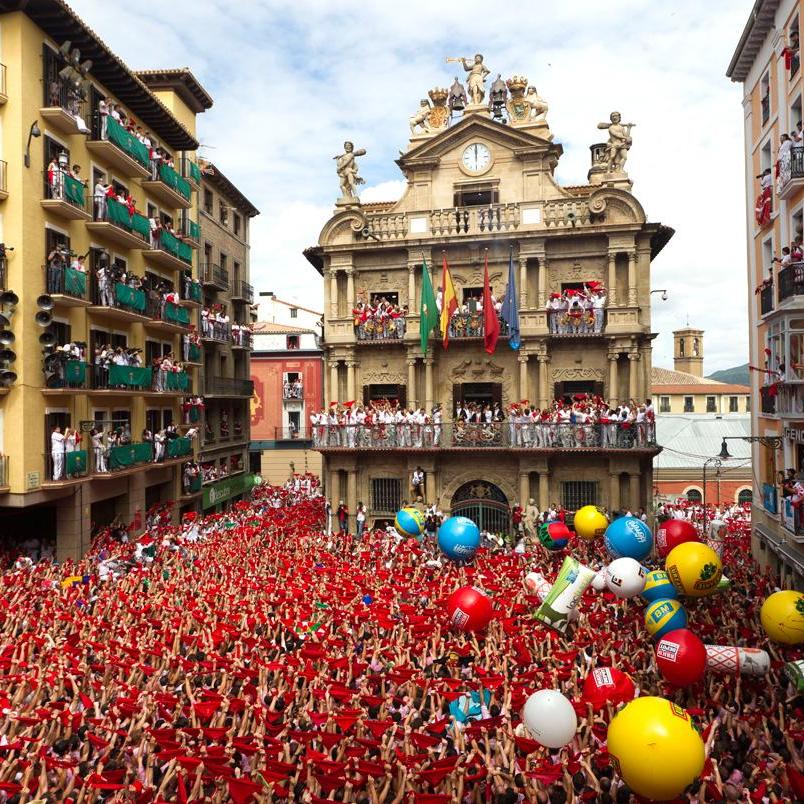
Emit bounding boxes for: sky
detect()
[71,0,752,373]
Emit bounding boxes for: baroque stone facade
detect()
[305,68,672,528]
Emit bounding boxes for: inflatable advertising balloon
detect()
[645,598,688,640]
[581,666,635,710]
[641,569,678,604]
[573,505,609,541]
[604,516,653,561]
[522,690,577,748]
[665,542,723,597]
[438,516,481,562]
[538,521,571,551]
[533,556,595,634]
[655,628,707,686]
[446,586,492,632]
[656,518,698,559]
[604,557,646,599]
[784,659,804,692]
[705,644,770,676]
[394,507,425,538]
[526,571,578,622]
[760,590,804,645]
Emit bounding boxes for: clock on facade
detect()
[461,142,492,174]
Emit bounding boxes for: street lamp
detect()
[651,289,669,301]
[24,120,41,168]
[702,456,724,533]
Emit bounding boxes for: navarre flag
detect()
[483,251,500,355]
[439,252,458,349]
[419,255,440,354]
[500,251,521,350]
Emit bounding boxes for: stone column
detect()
[519,353,530,402]
[519,256,528,308]
[629,473,641,511]
[537,354,550,408]
[329,269,339,319]
[345,268,355,310]
[609,472,620,511]
[627,251,637,306]
[538,470,549,511]
[424,356,434,409]
[407,357,417,408]
[640,344,651,402]
[347,470,358,528]
[628,352,640,402]
[608,352,619,405]
[537,255,547,308]
[329,359,339,403]
[519,471,529,507]
[346,360,356,401]
[607,251,618,306]
[329,467,340,506]
[408,264,416,311]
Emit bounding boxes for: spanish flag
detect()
[439,252,458,349]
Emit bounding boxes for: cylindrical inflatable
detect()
[645,598,687,640]
[581,666,635,710]
[760,590,804,645]
[604,516,653,561]
[607,697,705,801]
[573,505,609,541]
[446,586,492,632]
[604,557,646,599]
[641,569,678,603]
[438,516,481,562]
[705,519,726,556]
[394,507,425,537]
[526,571,578,622]
[665,542,723,597]
[655,628,707,686]
[522,690,577,748]
[538,521,571,551]
[656,518,698,558]
[533,556,595,634]
[705,645,770,676]
[784,659,804,692]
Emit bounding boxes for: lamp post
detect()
[720,434,782,515]
[24,121,41,168]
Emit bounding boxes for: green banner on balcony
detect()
[63,174,85,208]
[159,163,191,200]
[108,364,152,388]
[189,474,202,492]
[107,197,132,228]
[66,449,87,476]
[165,302,190,325]
[132,213,150,240]
[109,441,153,470]
[159,229,180,257]
[114,282,146,313]
[178,240,193,263]
[167,436,192,459]
[106,117,150,168]
[165,371,190,391]
[202,473,257,509]
[64,360,86,385]
[64,267,86,297]
[188,160,202,184]
[188,343,201,363]
[188,281,202,302]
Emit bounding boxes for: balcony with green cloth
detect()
[159,164,191,200]
[107,364,152,390]
[153,229,193,267]
[63,174,87,210]
[188,160,201,184]
[106,117,150,169]
[114,282,147,314]
[184,279,202,304]
[64,360,86,388]
[188,343,202,363]
[64,267,87,299]
[165,371,190,392]
[187,474,202,493]
[66,450,88,478]
[164,302,191,326]
[101,197,149,246]
[166,436,193,459]
[107,441,153,472]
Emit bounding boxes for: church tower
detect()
[674,327,704,377]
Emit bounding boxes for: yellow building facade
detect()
[307,66,673,529]
[728,0,804,585]
[0,5,212,559]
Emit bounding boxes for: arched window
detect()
[679,338,685,357]
[686,488,702,503]
[737,488,753,504]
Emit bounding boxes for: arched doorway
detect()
[451,481,511,534]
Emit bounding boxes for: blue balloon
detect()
[362,594,373,605]
[437,516,481,561]
[604,516,653,561]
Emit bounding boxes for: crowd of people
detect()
[312,397,656,450]
[0,474,799,802]
[283,378,304,399]
[202,306,232,341]
[352,297,407,340]
[546,284,607,335]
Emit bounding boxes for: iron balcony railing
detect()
[90,440,154,474]
[231,280,254,303]
[760,283,775,315]
[760,386,777,415]
[181,276,203,304]
[0,63,6,98]
[204,377,254,397]
[95,197,150,243]
[43,64,89,127]
[778,261,804,302]
[43,168,88,211]
[200,262,229,290]
[201,319,231,342]
[0,254,5,291]
[310,421,658,450]
[45,450,89,482]
[355,318,407,341]
[232,328,252,349]
[777,146,804,194]
[144,296,192,329]
[275,427,311,441]
[283,383,304,400]
[46,264,88,300]
[43,355,88,389]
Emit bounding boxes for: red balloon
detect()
[581,666,636,710]
[655,628,707,686]
[656,519,699,559]
[446,586,493,632]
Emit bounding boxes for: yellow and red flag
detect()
[439,252,458,349]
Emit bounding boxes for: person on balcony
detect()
[547,292,564,333]
[90,427,106,474]
[153,429,166,463]
[50,425,65,481]
[93,176,110,221]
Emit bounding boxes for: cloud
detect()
[69,0,750,372]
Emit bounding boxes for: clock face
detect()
[461,142,491,173]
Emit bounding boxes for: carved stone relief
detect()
[551,367,604,381]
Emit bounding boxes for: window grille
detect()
[561,481,598,511]
[372,478,402,513]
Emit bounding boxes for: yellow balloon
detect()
[607,697,705,801]
[665,541,722,597]
[760,590,804,645]
[573,505,609,541]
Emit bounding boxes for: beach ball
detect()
[607,697,705,800]
[604,516,653,561]
[522,690,578,748]
[581,666,636,711]
[665,542,722,597]
[604,557,646,599]
[645,598,688,640]
[641,569,678,604]
[655,628,707,686]
[538,521,571,551]
[438,516,481,561]
[447,586,492,632]
[395,507,425,538]
[573,505,609,541]
[656,518,699,558]
[760,590,804,645]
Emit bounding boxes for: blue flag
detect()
[500,252,520,350]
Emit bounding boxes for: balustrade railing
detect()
[778,261,804,302]
[760,283,775,315]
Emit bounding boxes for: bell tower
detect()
[673,327,704,377]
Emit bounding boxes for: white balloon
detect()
[591,568,607,591]
[522,689,578,748]
[604,557,646,599]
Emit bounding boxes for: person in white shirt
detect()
[411,467,424,499]
[51,426,65,480]
[432,405,442,446]
[355,502,366,541]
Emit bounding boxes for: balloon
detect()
[656,519,699,558]
[705,644,770,676]
[533,556,595,634]
[361,594,373,605]
[641,569,678,604]
[573,505,609,540]
[438,516,481,561]
[645,598,688,640]
[760,590,804,645]
[591,568,607,591]
[607,697,705,800]
[394,507,425,537]
[604,516,653,561]
[581,666,635,710]
[784,659,804,692]
[526,571,578,622]
[521,689,577,748]
[655,628,707,686]
[604,557,646,599]
[665,542,723,597]
[446,586,492,632]
[538,521,571,551]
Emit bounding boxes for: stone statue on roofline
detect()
[334,141,366,205]
[597,111,635,174]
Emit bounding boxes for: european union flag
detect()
[500,252,520,350]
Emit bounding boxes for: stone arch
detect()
[588,187,646,224]
[682,485,703,503]
[439,469,517,515]
[318,208,367,247]
[735,486,753,504]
